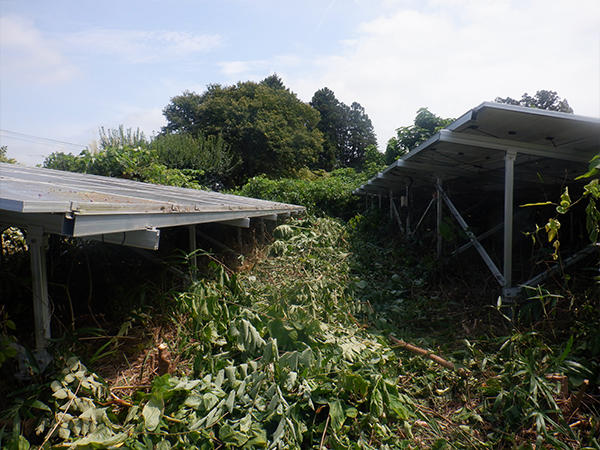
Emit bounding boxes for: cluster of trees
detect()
[44,75,380,188]
[309,87,377,171]
[161,74,378,185]
[41,86,574,188]
[494,90,574,113]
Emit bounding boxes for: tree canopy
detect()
[310,88,377,171]
[494,89,574,113]
[162,76,323,184]
[385,107,453,164]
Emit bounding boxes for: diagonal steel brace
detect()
[436,185,506,286]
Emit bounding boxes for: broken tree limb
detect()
[389,335,469,378]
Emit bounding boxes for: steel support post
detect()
[188,224,197,282]
[26,226,52,367]
[436,178,443,258]
[503,151,517,299]
[405,185,411,234]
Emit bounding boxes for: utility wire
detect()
[0,129,87,150]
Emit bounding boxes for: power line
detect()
[0,129,88,150]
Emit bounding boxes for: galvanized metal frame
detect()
[355,102,600,301]
[1,163,305,354]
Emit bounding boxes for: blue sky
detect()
[1,0,599,167]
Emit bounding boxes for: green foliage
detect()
[43,126,237,188]
[43,146,201,188]
[0,307,18,369]
[310,88,378,170]
[524,154,600,260]
[361,144,386,177]
[162,76,323,184]
[3,215,598,449]
[98,125,149,150]
[480,332,577,445]
[495,90,574,113]
[385,108,453,163]
[0,146,17,164]
[234,168,370,219]
[150,133,237,187]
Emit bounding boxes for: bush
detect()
[43,147,201,188]
[234,168,369,220]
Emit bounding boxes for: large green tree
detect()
[309,88,342,171]
[310,88,377,170]
[344,101,377,169]
[494,90,574,113]
[162,76,323,184]
[385,107,452,164]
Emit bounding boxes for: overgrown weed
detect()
[2,215,600,448]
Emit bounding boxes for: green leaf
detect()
[521,201,554,207]
[271,418,286,443]
[557,335,573,364]
[225,389,236,413]
[71,426,127,447]
[431,438,448,450]
[203,392,219,411]
[184,394,203,408]
[219,423,249,446]
[16,435,30,450]
[142,393,164,431]
[30,400,51,412]
[247,427,268,446]
[205,406,221,428]
[370,388,384,418]
[262,338,278,362]
[53,388,69,400]
[156,440,172,450]
[328,399,345,432]
[387,393,410,420]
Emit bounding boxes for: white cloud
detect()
[217,55,304,84]
[118,107,167,137]
[286,0,600,145]
[218,60,269,77]
[0,15,79,84]
[63,29,222,64]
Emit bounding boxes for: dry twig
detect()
[389,335,469,377]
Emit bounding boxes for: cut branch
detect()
[389,335,469,377]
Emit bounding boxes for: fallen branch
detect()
[389,335,469,378]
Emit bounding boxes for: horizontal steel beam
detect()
[218,218,251,228]
[83,228,161,250]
